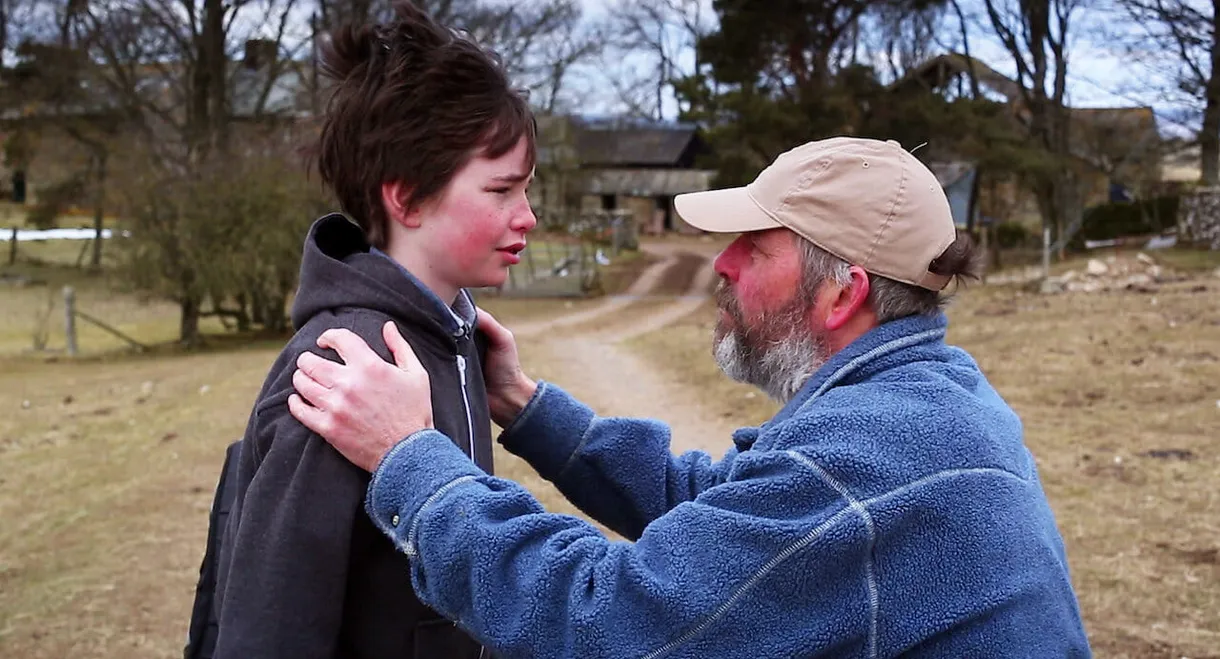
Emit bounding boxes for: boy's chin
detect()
[466,269,509,289]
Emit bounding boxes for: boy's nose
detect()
[514,205,538,232]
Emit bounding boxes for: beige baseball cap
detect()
[674,136,957,291]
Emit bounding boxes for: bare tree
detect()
[66,0,310,342]
[981,0,1088,246]
[1,0,13,57]
[841,3,947,84]
[1115,0,1218,185]
[528,7,607,114]
[606,0,714,120]
[308,0,600,112]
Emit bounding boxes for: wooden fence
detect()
[61,286,147,355]
[481,209,637,298]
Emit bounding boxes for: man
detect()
[286,137,1093,658]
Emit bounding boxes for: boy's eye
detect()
[487,188,510,194]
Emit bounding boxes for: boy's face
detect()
[411,137,537,292]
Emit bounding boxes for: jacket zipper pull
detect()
[455,354,477,462]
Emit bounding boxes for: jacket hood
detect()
[290,213,458,349]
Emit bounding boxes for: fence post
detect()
[979,223,990,283]
[64,286,78,356]
[1042,226,1051,280]
[7,226,15,265]
[523,241,536,284]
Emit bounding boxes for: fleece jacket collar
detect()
[769,312,949,428]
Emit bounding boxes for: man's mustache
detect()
[714,280,737,315]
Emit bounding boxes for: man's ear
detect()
[823,266,871,331]
[381,181,421,229]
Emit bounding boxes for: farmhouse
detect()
[530,115,716,235]
[895,53,1167,232]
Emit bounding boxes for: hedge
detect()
[1068,196,1180,250]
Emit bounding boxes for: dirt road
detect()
[512,241,738,455]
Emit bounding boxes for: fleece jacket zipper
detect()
[455,354,476,462]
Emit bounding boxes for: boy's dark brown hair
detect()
[313,1,536,247]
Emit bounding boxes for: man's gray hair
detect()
[797,239,948,323]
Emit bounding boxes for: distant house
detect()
[926,161,980,229]
[896,54,1165,231]
[0,39,312,208]
[1159,142,1203,190]
[531,116,717,234]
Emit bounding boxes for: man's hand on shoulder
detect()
[288,321,434,472]
[476,309,538,427]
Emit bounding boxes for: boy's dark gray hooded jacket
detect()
[212,213,493,658]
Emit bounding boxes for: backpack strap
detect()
[183,440,242,659]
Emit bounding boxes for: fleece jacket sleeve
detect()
[366,426,874,659]
[497,381,738,539]
[212,405,366,659]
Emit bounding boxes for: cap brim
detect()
[673,187,783,234]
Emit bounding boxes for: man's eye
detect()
[488,188,510,194]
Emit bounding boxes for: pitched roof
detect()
[571,118,701,167]
[581,168,716,195]
[896,53,1022,102]
[899,54,1164,176]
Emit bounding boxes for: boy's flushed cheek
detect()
[439,219,501,270]
[441,235,488,270]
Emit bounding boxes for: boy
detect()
[209,2,536,657]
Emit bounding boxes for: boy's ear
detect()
[381,181,422,229]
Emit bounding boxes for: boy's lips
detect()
[497,242,526,264]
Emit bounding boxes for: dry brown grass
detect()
[628,276,1220,658]
[0,267,602,658]
[2,249,1218,658]
[0,349,280,658]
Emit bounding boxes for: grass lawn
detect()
[628,276,1220,658]
[1153,247,1220,272]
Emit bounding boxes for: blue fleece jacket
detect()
[364,311,1093,658]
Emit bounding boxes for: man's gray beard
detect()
[712,293,828,405]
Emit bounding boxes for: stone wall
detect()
[1178,187,1220,250]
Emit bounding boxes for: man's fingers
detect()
[297,351,344,388]
[382,321,423,372]
[292,367,332,410]
[317,328,379,366]
[476,308,514,345]
[287,393,330,437]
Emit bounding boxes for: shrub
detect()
[1068,196,1180,249]
[993,221,1039,250]
[24,175,85,229]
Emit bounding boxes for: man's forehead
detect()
[741,227,798,246]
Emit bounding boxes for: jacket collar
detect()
[369,246,476,339]
[766,312,949,428]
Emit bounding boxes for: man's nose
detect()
[713,236,747,281]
